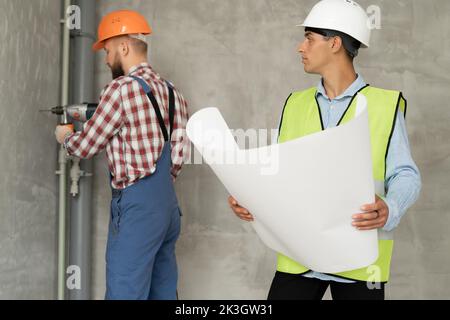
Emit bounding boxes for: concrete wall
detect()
[90,0,450,299]
[0,0,60,299]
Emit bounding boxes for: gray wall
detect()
[86,0,449,300]
[0,0,60,299]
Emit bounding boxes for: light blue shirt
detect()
[299,75,422,283]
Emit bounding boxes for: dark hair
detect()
[129,38,148,55]
[305,27,361,60]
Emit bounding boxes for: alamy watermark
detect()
[65,5,81,30]
[366,265,383,290]
[66,265,81,290]
[178,126,281,176]
[64,3,382,31]
[367,5,382,30]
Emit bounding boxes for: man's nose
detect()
[298,40,306,53]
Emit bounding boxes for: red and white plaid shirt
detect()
[65,63,189,189]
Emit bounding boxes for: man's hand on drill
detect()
[55,125,74,144]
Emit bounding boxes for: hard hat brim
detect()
[92,40,105,52]
[92,31,151,52]
[296,23,369,48]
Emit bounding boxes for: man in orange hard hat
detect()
[55,10,189,300]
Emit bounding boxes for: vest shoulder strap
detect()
[288,87,317,107]
[362,86,407,116]
[278,87,317,141]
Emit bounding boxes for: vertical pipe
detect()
[58,0,71,301]
[69,0,96,300]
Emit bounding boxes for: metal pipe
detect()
[68,0,96,300]
[57,0,71,300]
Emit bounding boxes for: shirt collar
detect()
[128,62,152,76]
[316,74,366,100]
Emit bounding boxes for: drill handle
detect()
[85,103,98,122]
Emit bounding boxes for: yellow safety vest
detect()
[277,85,406,283]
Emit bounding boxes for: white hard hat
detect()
[298,0,371,48]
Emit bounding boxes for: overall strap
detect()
[131,76,175,142]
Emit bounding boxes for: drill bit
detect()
[39,106,64,115]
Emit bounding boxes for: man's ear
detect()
[119,41,130,57]
[330,36,343,54]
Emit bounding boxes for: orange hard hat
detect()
[93,10,152,51]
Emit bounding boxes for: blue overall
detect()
[105,77,181,300]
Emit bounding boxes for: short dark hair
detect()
[129,37,148,55]
[305,27,361,60]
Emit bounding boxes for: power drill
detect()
[40,103,98,123]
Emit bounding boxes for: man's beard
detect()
[110,54,124,80]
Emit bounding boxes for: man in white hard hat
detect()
[229,0,421,300]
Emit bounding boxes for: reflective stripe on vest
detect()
[277,86,406,283]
